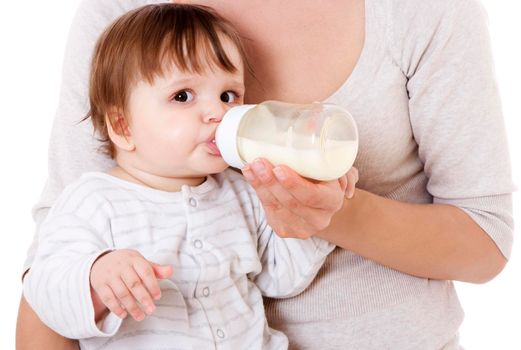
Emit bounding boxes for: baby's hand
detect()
[90,249,173,321]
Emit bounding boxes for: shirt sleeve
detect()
[389,0,515,258]
[23,182,122,339]
[247,191,335,298]
[23,0,157,273]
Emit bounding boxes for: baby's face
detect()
[124,39,245,180]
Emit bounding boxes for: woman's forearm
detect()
[16,295,79,350]
[320,189,506,283]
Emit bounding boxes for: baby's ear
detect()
[105,110,135,152]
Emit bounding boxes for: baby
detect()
[23,4,334,349]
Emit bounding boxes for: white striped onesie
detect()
[23,169,334,350]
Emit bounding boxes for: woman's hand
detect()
[242,158,359,239]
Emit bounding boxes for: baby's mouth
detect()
[207,138,221,156]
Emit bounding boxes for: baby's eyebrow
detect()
[227,79,244,89]
[161,77,195,90]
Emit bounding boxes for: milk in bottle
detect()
[215,101,358,181]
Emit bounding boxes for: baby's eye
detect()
[173,90,194,103]
[220,91,238,103]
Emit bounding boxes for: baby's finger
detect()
[134,260,162,301]
[97,285,127,319]
[150,262,173,280]
[121,269,156,315]
[110,278,145,322]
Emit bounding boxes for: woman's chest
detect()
[242,1,365,104]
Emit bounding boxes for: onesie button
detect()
[216,328,226,339]
[202,287,210,297]
[193,240,203,249]
[188,197,197,207]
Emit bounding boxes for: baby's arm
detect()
[248,194,336,298]
[23,209,116,339]
[22,180,169,338]
[253,222,335,298]
[239,167,359,297]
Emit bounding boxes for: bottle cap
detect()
[216,104,256,169]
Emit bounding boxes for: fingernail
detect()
[252,159,266,176]
[242,166,255,181]
[146,304,155,314]
[273,167,286,181]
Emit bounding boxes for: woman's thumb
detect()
[151,262,173,279]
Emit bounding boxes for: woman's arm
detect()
[243,162,507,284]
[16,296,78,350]
[323,189,507,283]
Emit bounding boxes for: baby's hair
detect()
[87,3,249,158]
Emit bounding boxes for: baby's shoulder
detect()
[214,169,250,189]
[212,169,258,203]
[50,172,127,213]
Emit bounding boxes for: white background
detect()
[0,1,519,349]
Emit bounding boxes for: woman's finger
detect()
[244,166,309,235]
[242,158,349,235]
[271,164,344,212]
[247,159,333,210]
[242,162,286,213]
[243,160,321,221]
[243,160,333,235]
[345,167,359,199]
[253,161,302,210]
[338,174,348,194]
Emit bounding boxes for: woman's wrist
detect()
[318,187,367,249]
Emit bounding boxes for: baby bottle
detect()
[215,101,358,181]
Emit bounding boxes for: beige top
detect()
[25,0,514,349]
